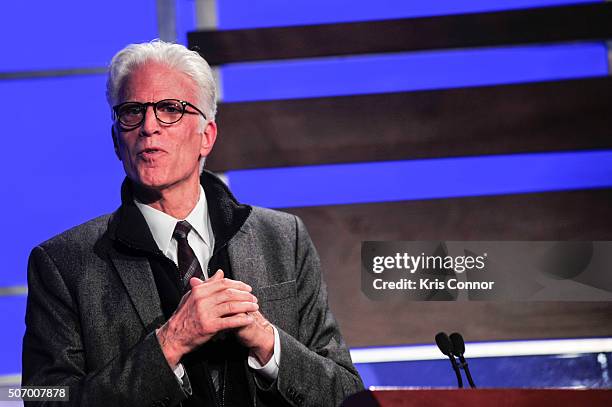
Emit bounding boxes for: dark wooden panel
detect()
[189,3,612,65]
[208,78,612,171]
[284,189,612,347]
[364,389,612,407]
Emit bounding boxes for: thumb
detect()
[208,269,224,281]
[189,277,205,289]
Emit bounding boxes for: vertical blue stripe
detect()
[226,151,612,208]
[221,43,608,102]
[0,295,26,375]
[217,0,601,29]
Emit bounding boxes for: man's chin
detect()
[128,174,171,191]
[126,167,200,194]
[129,174,195,194]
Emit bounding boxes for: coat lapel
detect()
[107,187,166,331]
[227,221,268,291]
[110,250,165,331]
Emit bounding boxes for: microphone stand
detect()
[449,354,464,389]
[450,332,477,388]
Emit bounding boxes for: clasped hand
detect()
[156,270,275,368]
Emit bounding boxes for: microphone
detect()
[435,332,463,388]
[450,332,477,388]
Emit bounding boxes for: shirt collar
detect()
[111,171,251,254]
[133,185,211,254]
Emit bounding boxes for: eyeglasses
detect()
[112,99,207,128]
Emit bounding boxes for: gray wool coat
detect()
[22,171,364,407]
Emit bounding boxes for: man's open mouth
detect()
[138,148,166,158]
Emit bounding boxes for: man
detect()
[22,41,363,407]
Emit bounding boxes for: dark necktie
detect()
[172,222,221,404]
[173,220,204,289]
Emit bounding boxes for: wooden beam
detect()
[208,78,612,171]
[285,189,612,346]
[189,3,612,65]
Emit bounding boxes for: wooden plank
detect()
[188,3,612,65]
[208,78,612,171]
[365,390,612,407]
[285,189,612,347]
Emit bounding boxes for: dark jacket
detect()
[22,170,364,407]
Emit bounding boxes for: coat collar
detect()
[109,170,252,254]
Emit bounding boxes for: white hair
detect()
[106,40,217,122]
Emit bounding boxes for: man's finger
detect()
[207,269,224,281]
[190,269,224,289]
[198,277,253,295]
[189,277,205,289]
[217,313,255,331]
[212,288,258,305]
[213,300,259,318]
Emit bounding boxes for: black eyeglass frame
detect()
[112,99,207,128]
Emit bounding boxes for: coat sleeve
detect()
[22,245,187,407]
[259,216,365,407]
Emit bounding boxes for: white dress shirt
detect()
[133,186,280,386]
[134,186,214,275]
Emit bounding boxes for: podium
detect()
[342,389,612,406]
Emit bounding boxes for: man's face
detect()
[113,62,216,191]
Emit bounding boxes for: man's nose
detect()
[140,105,160,136]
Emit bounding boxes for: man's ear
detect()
[111,125,121,160]
[200,121,218,159]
